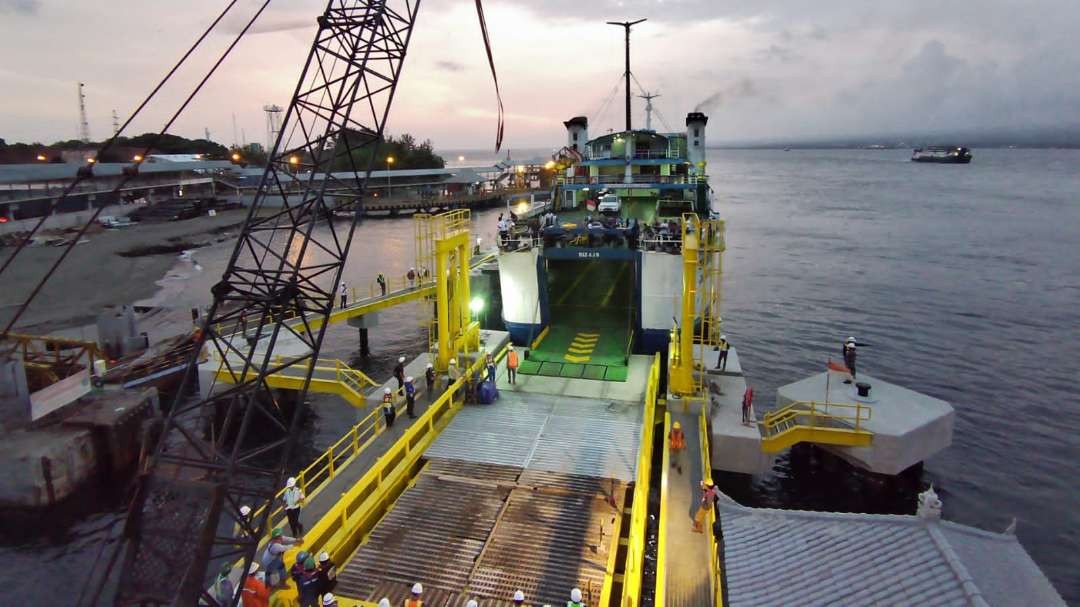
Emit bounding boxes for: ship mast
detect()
[607,18,646,132]
[638,91,660,131]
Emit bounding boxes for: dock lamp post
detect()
[386,155,395,198]
[470,296,485,325]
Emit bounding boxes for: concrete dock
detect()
[696,347,774,475]
[776,371,954,475]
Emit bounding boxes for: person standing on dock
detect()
[843,337,857,384]
[506,346,519,384]
[742,386,754,425]
[283,477,305,538]
[714,334,730,372]
[260,528,301,588]
[298,556,321,607]
[485,352,496,384]
[213,562,236,606]
[381,387,396,428]
[407,267,416,288]
[339,281,348,309]
[377,273,387,296]
[316,551,337,600]
[241,562,269,607]
[394,356,406,389]
[406,582,424,607]
[404,376,417,418]
[693,479,721,533]
[424,362,436,398]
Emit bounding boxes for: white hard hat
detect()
[398,356,406,363]
[514,589,526,601]
[384,387,392,394]
[466,601,479,607]
[406,376,413,383]
[847,336,856,343]
[412,582,423,594]
[449,358,457,365]
[378,600,391,607]
[571,588,583,602]
[239,505,251,516]
[427,362,433,368]
[248,562,260,574]
[319,551,330,562]
[720,334,727,340]
[286,477,296,488]
[322,593,336,606]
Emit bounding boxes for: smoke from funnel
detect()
[694,78,759,112]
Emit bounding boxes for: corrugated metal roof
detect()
[0,161,234,183]
[425,391,642,481]
[718,498,1064,607]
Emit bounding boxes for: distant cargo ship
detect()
[911,145,973,163]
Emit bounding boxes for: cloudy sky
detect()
[2,0,1078,149]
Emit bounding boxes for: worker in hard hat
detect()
[713,334,730,371]
[394,355,406,389]
[316,550,337,599]
[513,589,526,604]
[405,582,424,607]
[241,562,270,607]
[506,345,519,384]
[447,358,461,401]
[424,362,436,399]
[693,478,721,533]
[568,587,585,606]
[377,599,391,607]
[297,555,321,607]
[404,376,417,418]
[466,601,478,607]
[842,336,857,383]
[381,387,396,428]
[261,528,301,588]
[321,593,338,607]
[283,476,305,537]
[669,420,686,475]
[213,562,236,606]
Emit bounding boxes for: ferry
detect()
[911,145,973,163]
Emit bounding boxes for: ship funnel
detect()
[686,112,708,173]
[564,116,588,154]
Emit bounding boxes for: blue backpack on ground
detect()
[477,380,499,404]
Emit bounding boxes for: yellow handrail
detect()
[761,400,872,435]
[655,411,672,605]
[621,353,661,606]
[700,408,724,606]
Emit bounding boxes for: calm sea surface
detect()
[2,148,1077,603]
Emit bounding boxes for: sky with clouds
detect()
[2,0,1078,149]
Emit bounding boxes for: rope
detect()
[474,0,504,151]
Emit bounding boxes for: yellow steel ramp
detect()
[657,409,719,606]
[759,401,873,453]
[213,358,378,409]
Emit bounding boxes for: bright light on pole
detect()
[386,155,395,198]
[469,297,485,315]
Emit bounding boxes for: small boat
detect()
[911,146,972,164]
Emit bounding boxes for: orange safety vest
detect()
[669,428,686,450]
[405,599,423,607]
[507,350,519,369]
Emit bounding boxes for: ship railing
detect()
[557,175,703,186]
[700,407,725,606]
[761,400,872,436]
[620,353,661,606]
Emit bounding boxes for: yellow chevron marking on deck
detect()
[577,332,600,338]
[564,354,592,363]
[568,346,593,355]
[571,335,599,345]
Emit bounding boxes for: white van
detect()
[598,193,620,214]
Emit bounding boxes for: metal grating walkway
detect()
[336,458,625,606]
[425,391,643,481]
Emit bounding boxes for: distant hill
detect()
[715,124,1080,150]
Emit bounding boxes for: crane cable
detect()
[0,1,273,341]
[0,0,243,281]
[474,0,503,151]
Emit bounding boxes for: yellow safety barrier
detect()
[530,325,550,350]
[620,353,661,606]
[654,411,673,605]
[760,400,873,453]
[700,408,724,606]
[211,356,376,409]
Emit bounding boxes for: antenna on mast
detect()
[606,18,646,132]
[638,91,660,131]
[77,82,90,143]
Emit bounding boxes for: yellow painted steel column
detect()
[447,249,460,343]
[457,240,476,351]
[670,223,699,395]
[435,248,451,370]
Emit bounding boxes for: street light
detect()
[133,155,144,163]
[386,155,395,198]
[35,154,47,161]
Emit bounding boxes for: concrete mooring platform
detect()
[776,371,954,475]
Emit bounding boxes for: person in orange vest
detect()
[405,582,424,606]
[692,478,720,533]
[668,420,686,475]
[241,562,270,607]
[506,346,519,384]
